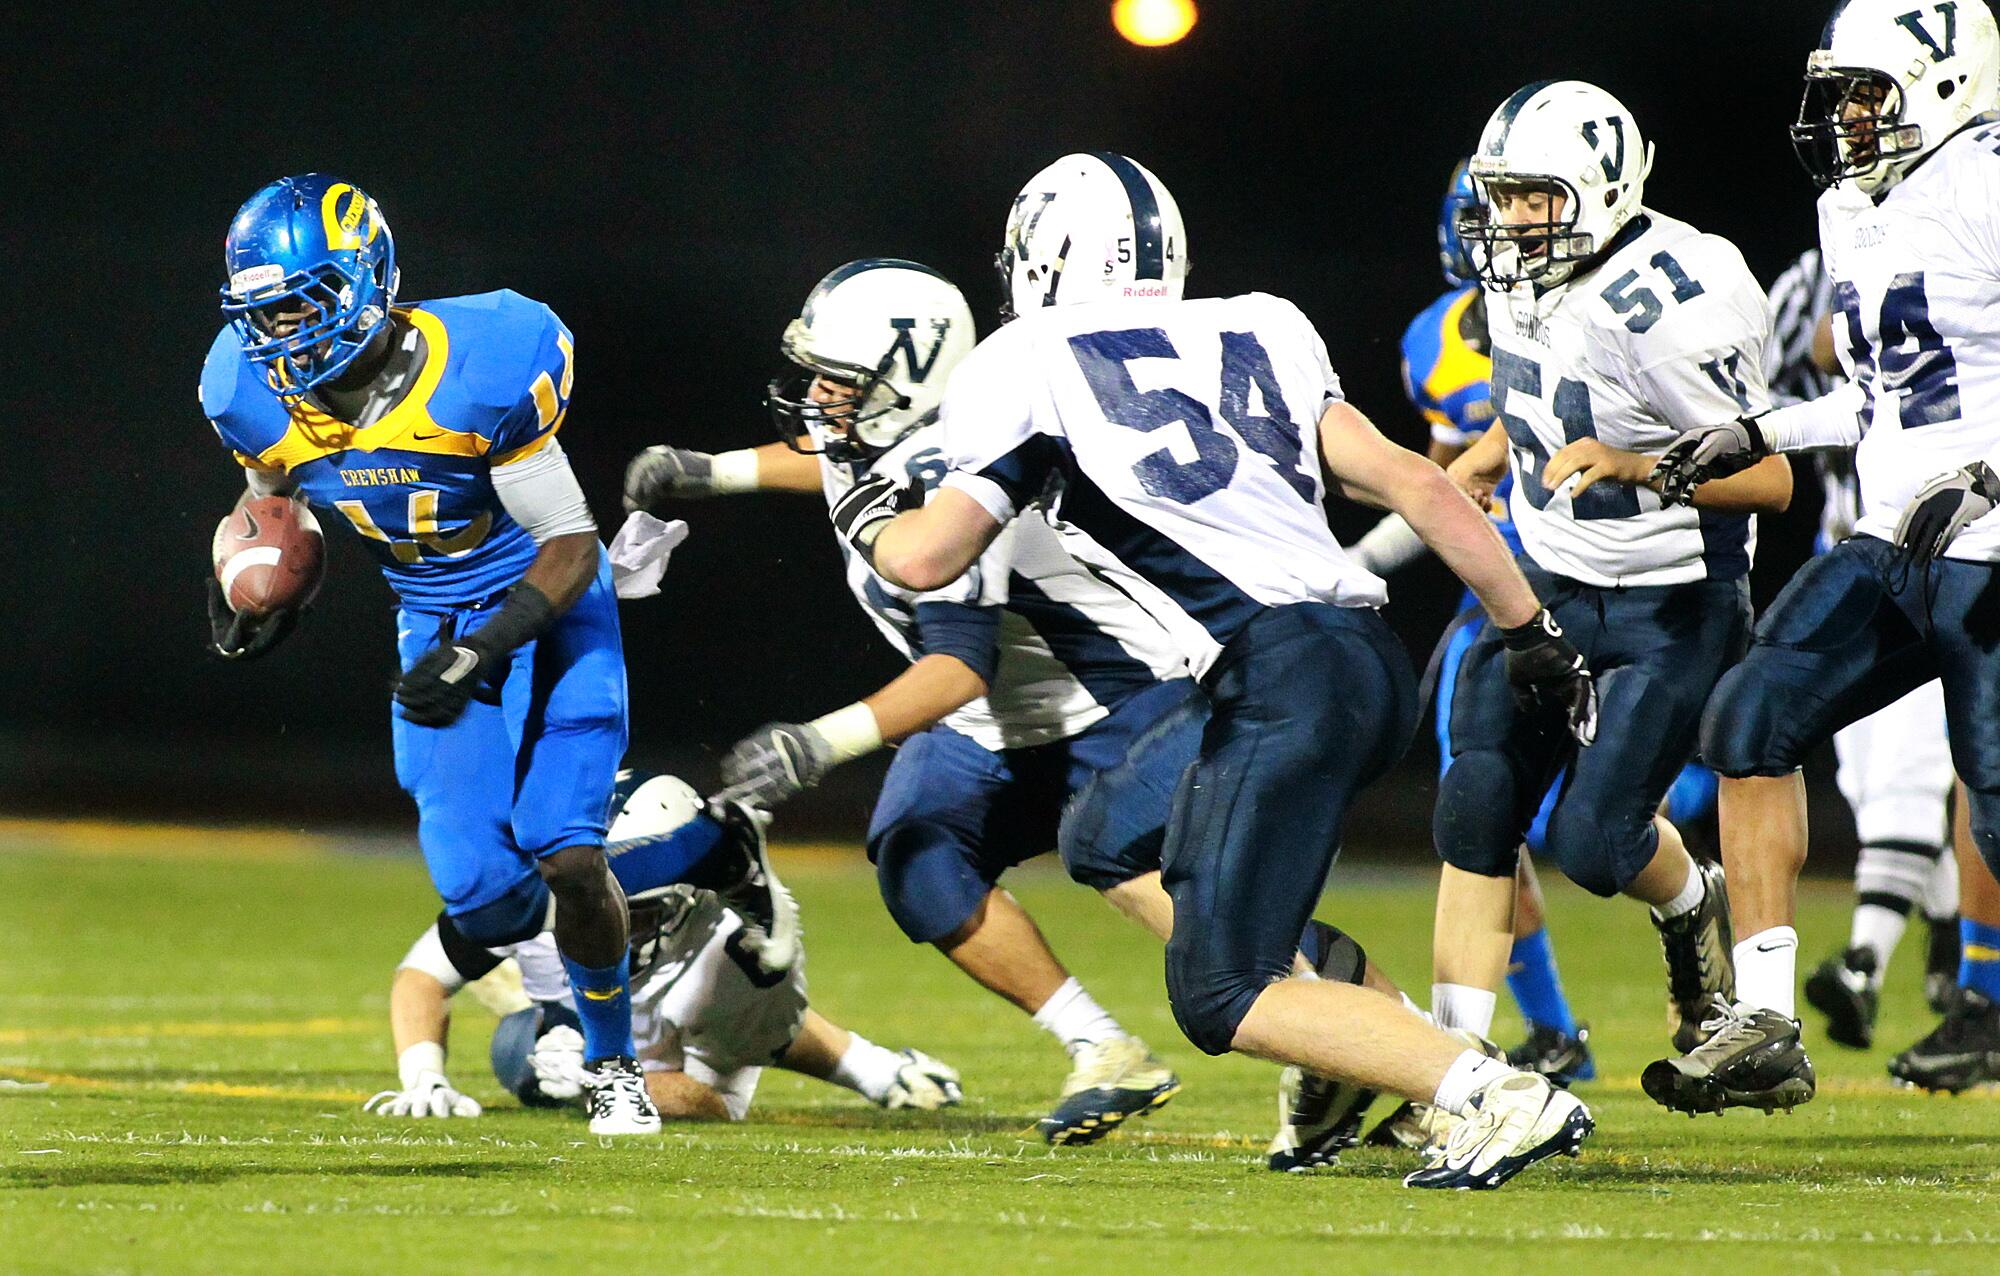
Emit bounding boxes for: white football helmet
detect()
[1793,0,2000,194]
[997,152,1187,321]
[606,769,709,965]
[767,259,975,463]
[1461,80,1655,287]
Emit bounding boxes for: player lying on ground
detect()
[1432,81,1792,1083]
[365,773,961,1121]
[845,150,1599,1189]
[1762,247,1962,1051]
[1649,0,2000,1112]
[203,174,673,1134]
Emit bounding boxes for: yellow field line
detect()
[0,1066,368,1104]
[0,1017,373,1046]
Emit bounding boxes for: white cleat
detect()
[880,1049,964,1111]
[584,1055,662,1135]
[1403,1071,1593,1190]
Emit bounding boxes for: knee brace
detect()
[1435,750,1537,878]
[1298,919,1367,985]
[1543,801,1655,898]
[870,822,994,945]
[450,876,552,947]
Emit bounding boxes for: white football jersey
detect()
[938,292,1386,679]
[1819,119,2000,562]
[824,427,1188,750]
[1485,210,1773,588]
[1764,248,1858,551]
[628,888,809,1122]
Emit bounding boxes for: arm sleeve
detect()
[1760,380,1867,452]
[492,439,597,542]
[912,601,1002,685]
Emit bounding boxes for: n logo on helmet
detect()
[1580,117,1627,182]
[1897,3,1960,61]
[888,318,951,382]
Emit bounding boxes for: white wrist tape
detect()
[809,702,883,763]
[397,1041,447,1090]
[711,449,761,494]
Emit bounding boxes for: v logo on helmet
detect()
[888,318,951,382]
[1580,116,1627,182]
[1897,3,1960,61]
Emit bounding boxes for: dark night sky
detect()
[5,2,1850,834]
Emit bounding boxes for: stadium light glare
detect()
[1112,0,1197,48]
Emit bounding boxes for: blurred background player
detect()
[1762,246,1961,1050]
[622,259,1188,1143]
[367,772,962,1121]
[202,174,657,1133]
[1650,0,2000,1110]
[1433,84,1789,1078]
[855,151,1600,1190]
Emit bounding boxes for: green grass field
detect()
[3,824,1997,1275]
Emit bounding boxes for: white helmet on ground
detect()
[997,151,1187,321]
[767,259,976,463]
[1461,80,1655,288]
[1792,0,2000,194]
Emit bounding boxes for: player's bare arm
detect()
[1445,421,1510,511]
[863,488,1003,594]
[1543,440,1792,513]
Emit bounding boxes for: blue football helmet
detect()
[1437,160,1480,288]
[219,173,398,394]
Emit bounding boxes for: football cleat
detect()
[705,797,801,974]
[1362,1029,1500,1154]
[1925,915,1962,1015]
[1655,860,1737,1053]
[1038,1036,1180,1145]
[1266,1065,1378,1172]
[583,1055,662,1136]
[1888,987,2000,1093]
[1505,1022,1597,1086]
[1402,1072,1593,1190]
[880,1049,964,1111]
[1803,946,1879,1050]
[1640,1004,1817,1115]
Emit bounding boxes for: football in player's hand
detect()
[212,496,325,615]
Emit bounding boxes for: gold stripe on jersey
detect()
[250,308,497,471]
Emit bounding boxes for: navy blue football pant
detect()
[867,678,1200,944]
[1703,535,2000,878]
[1162,602,1419,1055]
[1435,560,1749,898]
[391,556,628,946]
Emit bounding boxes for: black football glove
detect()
[623,445,718,513]
[1893,461,1999,568]
[830,474,924,563]
[206,575,299,661]
[717,722,837,808]
[1654,417,1770,508]
[1500,608,1598,747]
[394,584,557,727]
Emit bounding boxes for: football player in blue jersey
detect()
[202,173,683,1134]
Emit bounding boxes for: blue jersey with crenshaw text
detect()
[201,290,574,609]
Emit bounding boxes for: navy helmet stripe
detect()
[1489,79,1556,154]
[1091,152,1165,281]
[805,257,949,323]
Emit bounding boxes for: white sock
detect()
[1031,978,1124,1054]
[1432,1049,1514,1117]
[1923,849,1960,920]
[1849,904,1910,987]
[1430,983,1497,1038]
[1650,862,1706,922]
[827,1032,903,1104]
[1734,926,1799,1018]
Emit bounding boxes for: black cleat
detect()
[1267,1065,1377,1171]
[1039,1036,1180,1145]
[1641,1004,1816,1115]
[1655,860,1737,1053]
[1888,987,2000,1093]
[1803,946,1879,1050]
[704,797,800,972]
[1505,1022,1596,1086]
[1925,915,1961,1015]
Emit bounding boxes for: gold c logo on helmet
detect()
[320,183,378,250]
